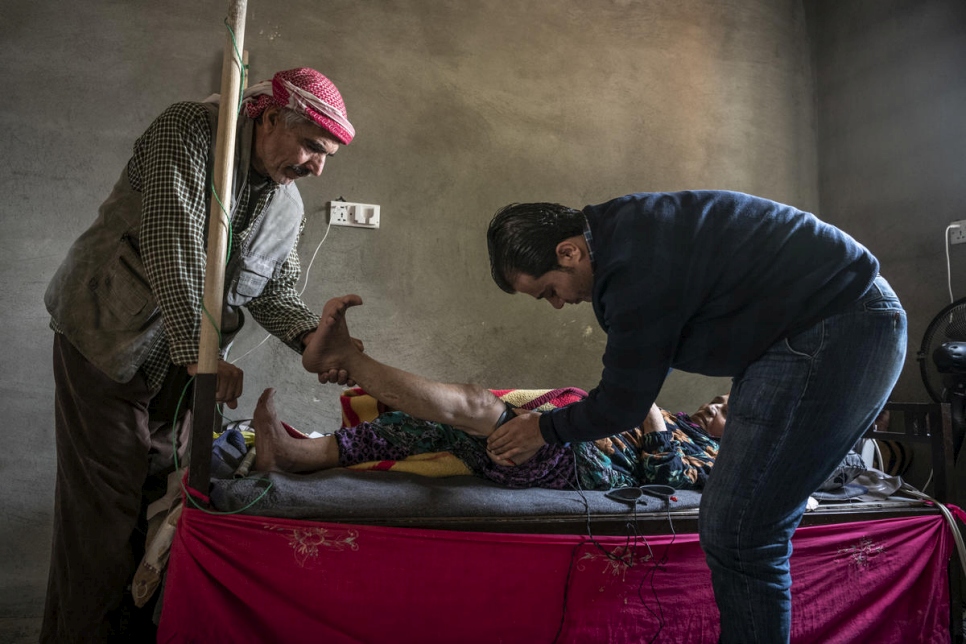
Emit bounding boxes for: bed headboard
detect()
[865,401,960,504]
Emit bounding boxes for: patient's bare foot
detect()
[253,388,294,473]
[254,388,340,473]
[302,294,364,375]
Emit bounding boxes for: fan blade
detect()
[943,310,966,340]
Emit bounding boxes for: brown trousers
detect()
[42,335,190,643]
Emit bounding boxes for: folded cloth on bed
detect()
[340,387,391,428]
[490,387,588,411]
[812,450,868,500]
[338,387,588,478]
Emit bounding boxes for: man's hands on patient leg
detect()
[487,411,546,465]
[302,329,364,385]
[302,294,366,384]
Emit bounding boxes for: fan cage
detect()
[918,297,966,403]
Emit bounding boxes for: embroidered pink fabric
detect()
[159,510,952,643]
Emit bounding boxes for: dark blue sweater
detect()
[539,191,879,444]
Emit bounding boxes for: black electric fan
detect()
[917,297,966,458]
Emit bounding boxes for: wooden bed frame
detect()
[864,401,959,504]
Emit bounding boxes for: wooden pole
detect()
[188,0,248,495]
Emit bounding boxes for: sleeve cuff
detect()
[283,320,319,354]
[539,412,563,445]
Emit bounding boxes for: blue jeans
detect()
[698,275,906,643]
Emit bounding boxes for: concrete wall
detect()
[806,0,966,499]
[806,0,966,404]
[1,0,818,618]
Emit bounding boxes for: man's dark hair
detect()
[486,202,586,293]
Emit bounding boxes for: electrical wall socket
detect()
[951,221,966,245]
[328,201,380,228]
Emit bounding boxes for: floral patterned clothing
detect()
[335,409,718,491]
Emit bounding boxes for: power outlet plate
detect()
[951,221,966,245]
[328,201,380,228]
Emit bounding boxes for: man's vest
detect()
[45,103,304,383]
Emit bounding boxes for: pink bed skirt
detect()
[158,508,952,643]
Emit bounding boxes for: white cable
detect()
[231,219,333,365]
[298,218,333,297]
[946,224,958,304]
[899,484,966,579]
[922,469,934,495]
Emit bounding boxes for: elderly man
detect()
[42,67,355,642]
[485,192,906,643]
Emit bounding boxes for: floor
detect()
[0,618,41,644]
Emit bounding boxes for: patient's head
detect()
[690,394,729,438]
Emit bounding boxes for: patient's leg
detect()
[254,388,339,473]
[303,295,507,438]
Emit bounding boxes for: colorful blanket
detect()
[339,386,587,477]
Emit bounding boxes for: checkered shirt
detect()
[53,102,319,390]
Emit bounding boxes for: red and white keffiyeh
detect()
[239,67,355,144]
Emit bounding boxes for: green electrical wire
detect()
[223,18,248,114]
[170,373,273,515]
[168,17,272,515]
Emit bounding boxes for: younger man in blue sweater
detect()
[485,191,906,644]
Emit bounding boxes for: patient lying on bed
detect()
[253,295,719,491]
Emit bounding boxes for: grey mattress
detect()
[209,468,704,529]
